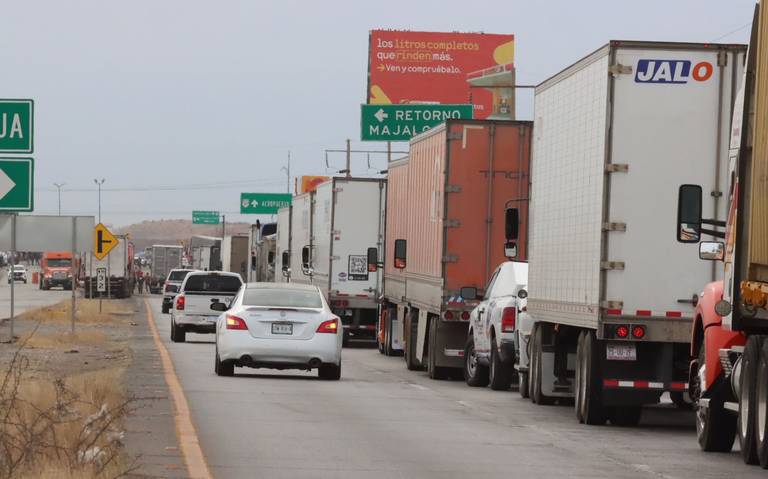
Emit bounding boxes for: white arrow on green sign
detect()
[240,193,291,214]
[0,100,33,153]
[0,158,33,212]
[360,104,473,141]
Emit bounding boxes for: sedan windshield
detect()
[243,289,322,309]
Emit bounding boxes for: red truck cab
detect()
[40,251,74,290]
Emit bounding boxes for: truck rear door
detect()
[329,179,385,300]
[606,45,744,318]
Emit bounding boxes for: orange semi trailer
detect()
[376,119,532,379]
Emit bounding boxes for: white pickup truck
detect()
[170,271,243,343]
[464,261,528,391]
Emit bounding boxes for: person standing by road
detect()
[137,270,145,294]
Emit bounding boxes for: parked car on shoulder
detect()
[162,268,197,314]
[212,282,342,380]
[464,261,528,391]
[8,265,28,284]
[170,271,243,342]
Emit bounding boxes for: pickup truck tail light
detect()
[226,315,247,330]
[317,318,339,334]
[175,295,185,311]
[501,307,516,332]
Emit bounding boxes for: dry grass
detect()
[0,307,139,479]
[19,330,111,351]
[19,299,134,325]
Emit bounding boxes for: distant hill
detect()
[116,219,252,252]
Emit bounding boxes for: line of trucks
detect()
[271,3,768,468]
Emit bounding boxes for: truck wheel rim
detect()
[741,360,751,439]
[467,345,477,377]
[759,360,768,444]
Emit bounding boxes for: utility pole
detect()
[93,178,105,223]
[281,152,291,194]
[53,182,65,216]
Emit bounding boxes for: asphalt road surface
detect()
[149,297,762,479]
[0,265,71,322]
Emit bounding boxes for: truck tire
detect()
[519,372,530,398]
[427,318,450,380]
[693,345,736,452]
[531,323,556,405]
[464,335,489,387]
[170,319,186,343]
[756,340,768,468]
[162,303,169,314]
[609,407,642,427]
[384,309,392,356]
[405,310,421,371]
[576,330,607,425]
[740,335,762,464]
[489,337,513,391]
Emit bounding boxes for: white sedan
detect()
[212,282,343,380]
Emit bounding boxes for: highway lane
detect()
[0,265,71,323]
[149,296,763,479]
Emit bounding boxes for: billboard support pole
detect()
[346,139,351,178]
[71,217,76,334]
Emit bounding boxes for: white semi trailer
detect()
[521,40,745,426]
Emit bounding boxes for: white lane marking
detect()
[407,383,430,391]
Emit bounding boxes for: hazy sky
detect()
[1,0,756,226]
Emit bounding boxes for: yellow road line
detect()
[144,299,213,479]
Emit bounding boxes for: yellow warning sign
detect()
[93,223,118,260]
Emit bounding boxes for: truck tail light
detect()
[175,295,185,311]
[501,307,516,332]
[632,325,646,339]
[226,315,247,330]
[615,325,629,338]
[460,311,470,320]
[443,311,454,320]
[317,318,339,334]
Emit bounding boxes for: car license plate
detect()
[606,342,636,361]
[272,323,293,335]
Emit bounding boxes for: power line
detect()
[37,178,285,193]
[711,21,752,42]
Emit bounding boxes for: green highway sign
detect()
[0,100,33,153]
[192,210,220,225]
[0,158,33,212]
[240,193,291,214]
[360,104,473,141]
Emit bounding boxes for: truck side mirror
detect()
[301,246,313,275]
[677,184,702,243]
[394,239,406,269]
[504,241,518,259]
[281,251,290,272]
[699,241,724,261]
[505,208,519,241]
[367,247,379,272]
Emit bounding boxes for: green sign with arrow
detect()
[360,104,473,141]
[240,193,291,214]
[192,210,220,225]
[0,158,33,212]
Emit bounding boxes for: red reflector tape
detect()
[634,380,649,389]
[670,382,687,391]
[665,311,682,318]
[636,310,652,316]
[604,379,619,387]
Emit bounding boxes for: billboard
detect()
[367,31,515,120]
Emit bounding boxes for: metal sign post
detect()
[8,214,15,342]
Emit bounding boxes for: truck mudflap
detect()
[432,319,470,369]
